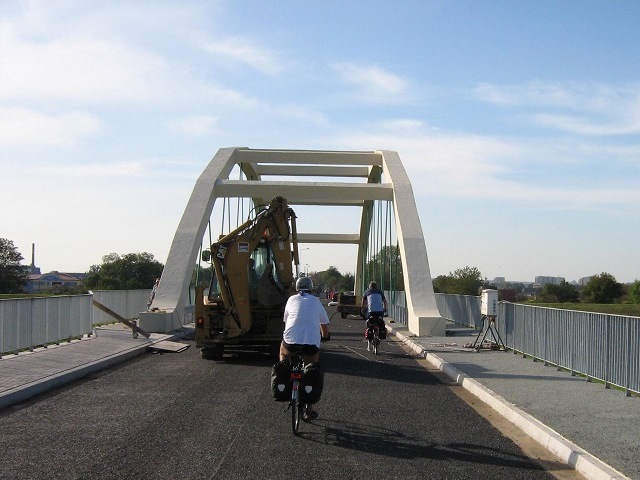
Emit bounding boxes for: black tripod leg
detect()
[472,316,488,350]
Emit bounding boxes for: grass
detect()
[522,302,640,317]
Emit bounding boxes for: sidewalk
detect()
[0,323,193,411]
[1,320,636,480]
[388,321,637,480]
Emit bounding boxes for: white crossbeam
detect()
[216,180,394,202]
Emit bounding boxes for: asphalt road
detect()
[0,314,555,480]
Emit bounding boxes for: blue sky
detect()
[1,0,639,284]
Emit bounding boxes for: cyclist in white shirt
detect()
[280,276,330,420]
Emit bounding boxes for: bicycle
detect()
[366,312,385,355]
[283,336,329,434]
[367,325,380,355]
[286,353,308,435]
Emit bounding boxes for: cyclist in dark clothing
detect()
[361,281,388,340]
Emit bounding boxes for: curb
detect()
[388,325,630,480]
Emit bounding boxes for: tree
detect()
[85,252,164,290]
[433,274,455,294]
[362,245,404,291]
[432,266,483,295]
[451,266,484,295]
[0,238,28,293]
[629,280,640,304]
[192,264,213,288]
[581,272,624,304]
[312,266,353,293]
[536,281,580,303]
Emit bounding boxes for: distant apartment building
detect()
[578,276,593,286]
[534,276,565,287]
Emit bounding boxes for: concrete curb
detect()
[389,326,630,480]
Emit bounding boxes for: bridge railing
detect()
[387,293,640,396]
[498,302,640,396]
[435,293,482,328]
[0,290,195,357]
[92,289,152,325]
[386,292,482,329]
[0,294,93,357]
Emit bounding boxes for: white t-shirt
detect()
[283,292,330,347]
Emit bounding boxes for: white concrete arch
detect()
[139,147,444,336]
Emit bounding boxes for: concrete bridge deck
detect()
[0,319,635,480]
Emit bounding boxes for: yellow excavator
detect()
[195,196,299,360]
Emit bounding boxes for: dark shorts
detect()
[282,341,319,355]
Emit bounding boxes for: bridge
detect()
[140,147,445,336]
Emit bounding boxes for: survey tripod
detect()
[472,315,506,352]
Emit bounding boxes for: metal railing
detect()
[435,293,481,328]
[0,289,194,357]
[385,292,482,329]
[0,294,93,357]
[92,289,152,325]
[499,302,640,396]
[387,293,640,396]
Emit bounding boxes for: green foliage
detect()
[85,252,164,290]
[311,266,354,293]
[362,245,403,291]
[192,264,213,288]
[432,275,454,294]
[536,281,580,303]
[0,238,28,293]
[628,280,640,304]
[580,272,624,304]
[433,266,483,295]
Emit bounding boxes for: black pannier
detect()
[299,362,324,404]
[271,361,292,402]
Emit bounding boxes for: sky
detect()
[1,0,639,284]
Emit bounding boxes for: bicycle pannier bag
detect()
[300,362,324,404]
[271,361,291,402]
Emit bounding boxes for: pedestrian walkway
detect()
[388,321,637,480]
[0,319,636,480]
[0,323,193,411]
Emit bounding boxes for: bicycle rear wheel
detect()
[373,331,380,355]
[291,383,301,434]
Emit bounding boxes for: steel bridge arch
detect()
[140,147,444,336]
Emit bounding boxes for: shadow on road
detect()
[300,418,545,472]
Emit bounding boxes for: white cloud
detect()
[0,107,100,147]
[28,162,144,177]
[474,81,579,108]
[203,37,282,76]
[172,115,219,136]
[0,30,169,104]
[474,81,640,136]
[534,112,640,136]
[333,122,640,211]
[0,2,260,108]
[333,63,408,102]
